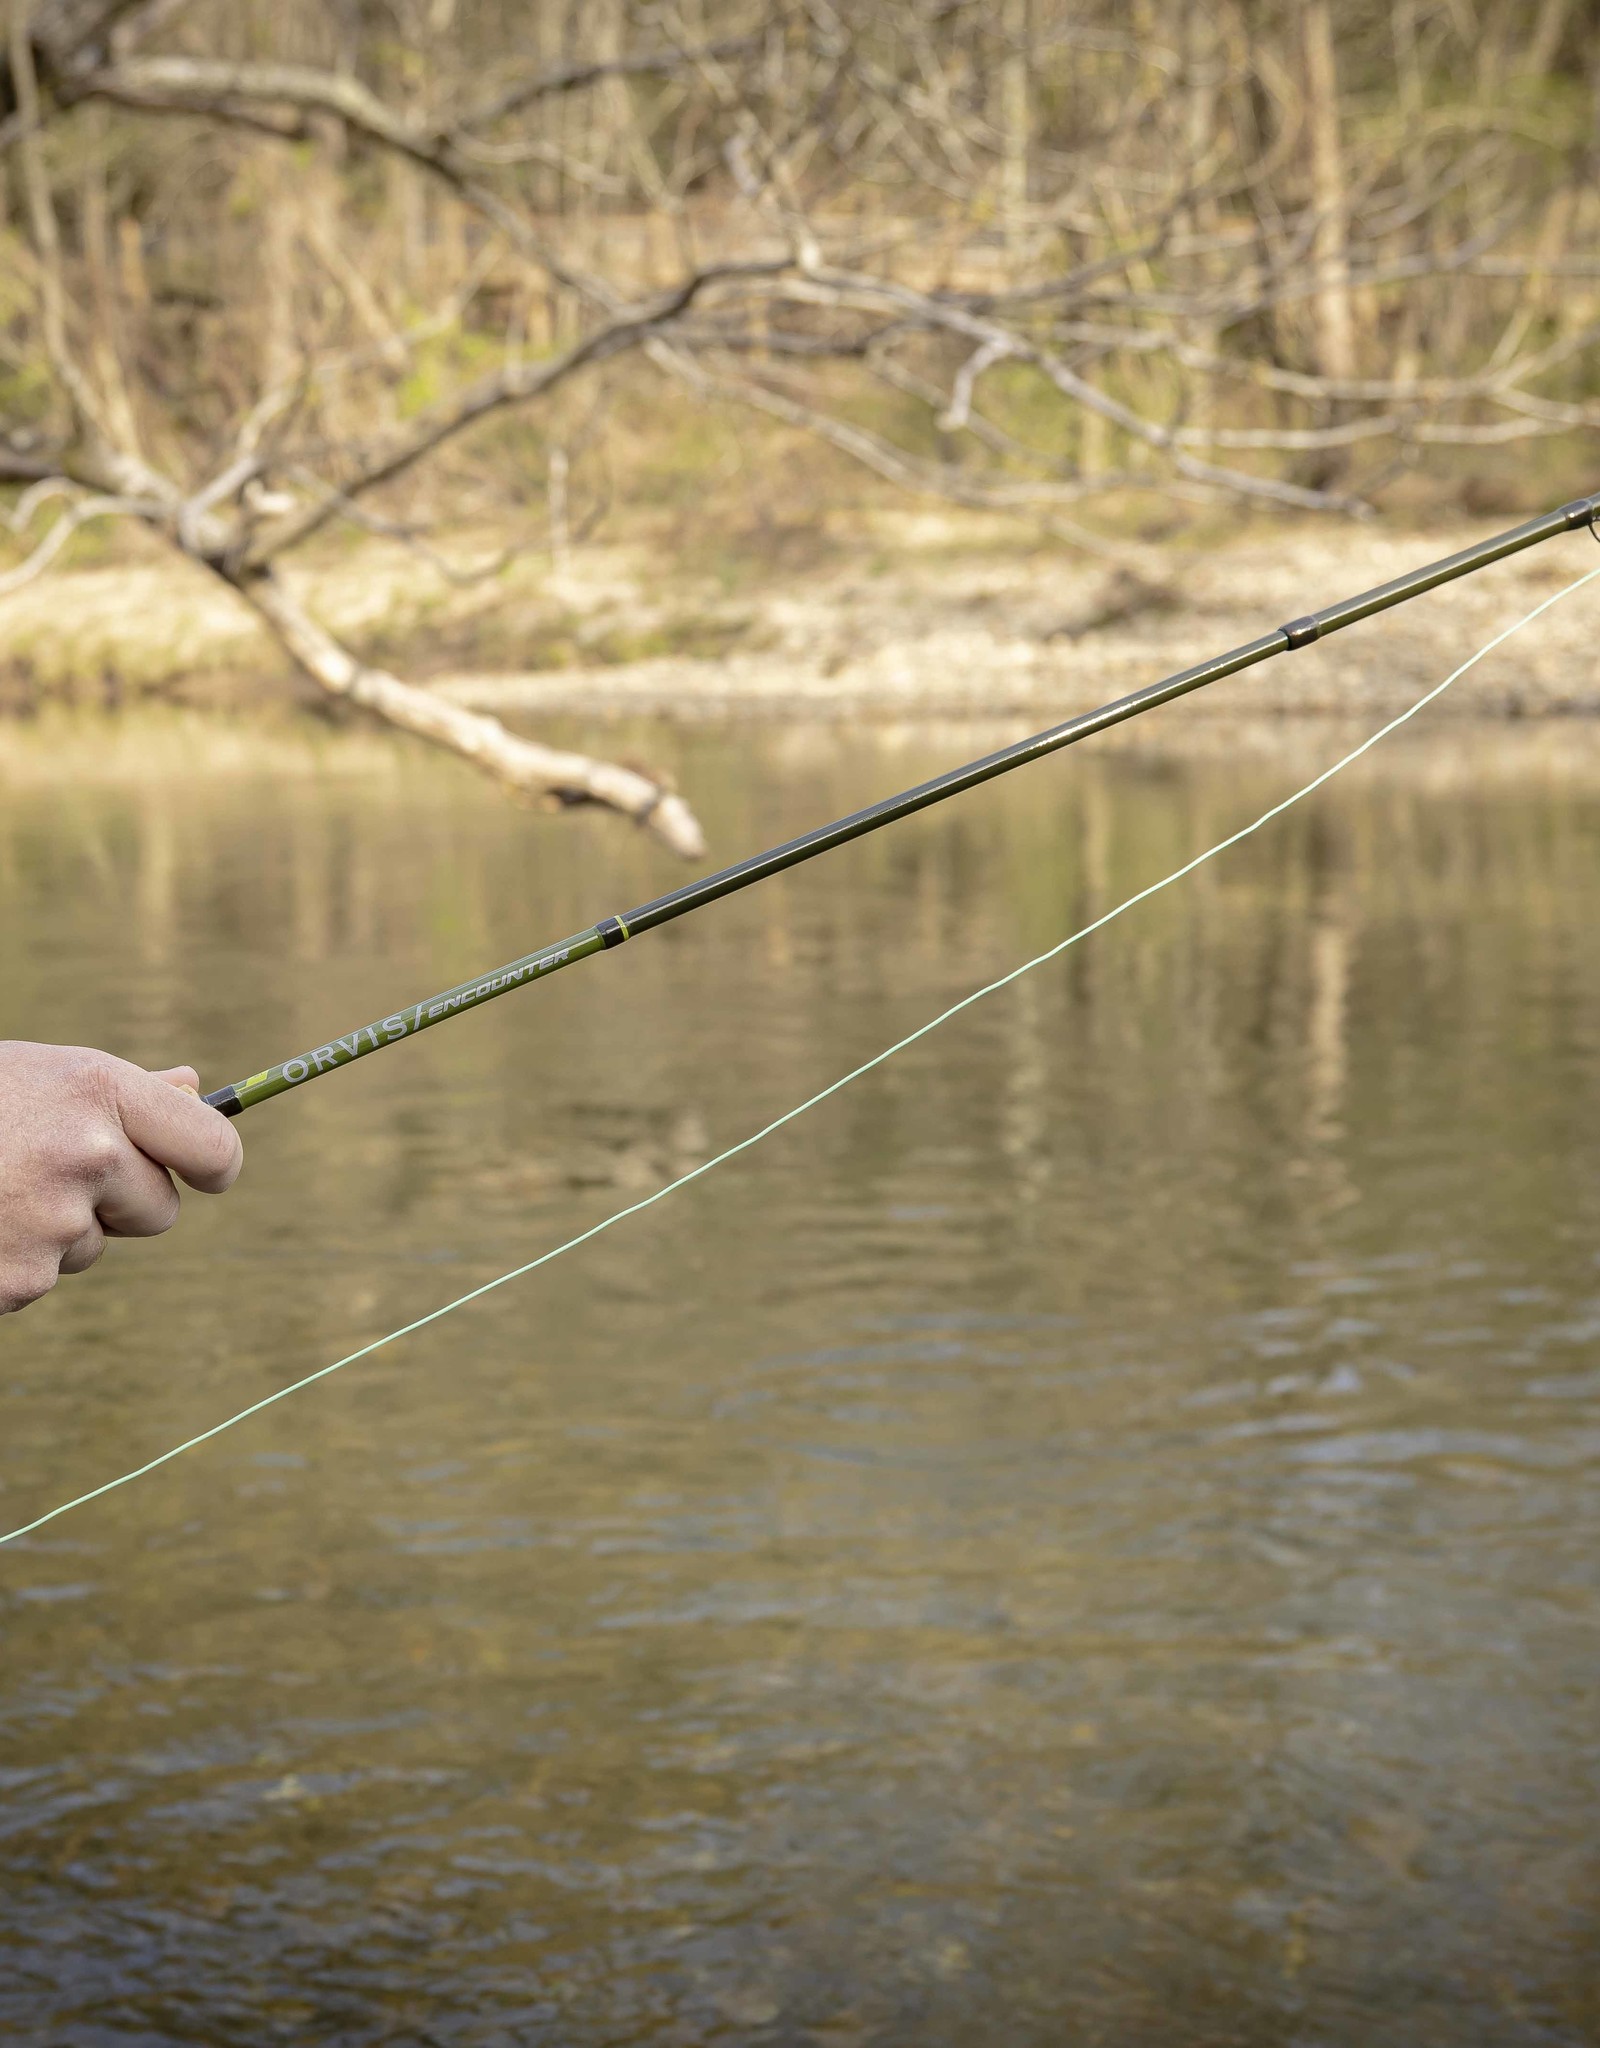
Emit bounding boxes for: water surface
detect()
[2,716,1599,2044]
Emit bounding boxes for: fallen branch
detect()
[236,571,707,859]
[0,461,708,858]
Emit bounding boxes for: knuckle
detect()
[73,1124,123,1185]
[44,1200,95,1253]
[0,1262,60,1314]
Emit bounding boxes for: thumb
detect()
[152,1065,201,1096]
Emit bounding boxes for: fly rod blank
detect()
[202,493,1600,1119]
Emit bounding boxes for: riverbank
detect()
[3,506,1597,728]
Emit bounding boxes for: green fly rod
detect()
[202,492,1600,1119]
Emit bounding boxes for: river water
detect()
[2,716,1598,2044]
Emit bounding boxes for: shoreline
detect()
[3,511,1598,733]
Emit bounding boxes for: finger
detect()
[59,1219,106,1276]
[152,1065,201,1094]
[110,1065,243,1194]
[96,1146,181,1239]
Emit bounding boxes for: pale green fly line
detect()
[3,559,1597,1552]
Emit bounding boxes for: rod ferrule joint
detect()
[1280,616,1321,649]
[596,915,630,949]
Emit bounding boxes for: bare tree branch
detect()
[237,259,793,567]
[450,35,760,138]
[0,489,156,595]
[237,572,707,858]
[81,55,453,166]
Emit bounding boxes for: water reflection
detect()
[2,718,1599,2044]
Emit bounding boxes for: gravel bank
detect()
[436,524,1600,724]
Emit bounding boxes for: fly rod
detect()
[202,493,1600,1119]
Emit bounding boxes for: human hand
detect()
[0,1042,243,1315]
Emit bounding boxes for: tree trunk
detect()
[1523,0,1573,74]
[1303,0,1356,383]
[999,0,1031,262]
[1181,8,1223,429]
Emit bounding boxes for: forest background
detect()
[3,0,1598,849]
